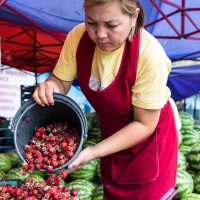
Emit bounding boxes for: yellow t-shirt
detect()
[53,23,181,130]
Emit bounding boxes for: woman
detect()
[33,0,179,199]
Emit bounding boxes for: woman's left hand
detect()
[66,146,96,173]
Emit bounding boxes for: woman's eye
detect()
[87,22,96,26]
[107,24,118,29]
[86,22,118,29]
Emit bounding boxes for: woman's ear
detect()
[131,7,140,28]
[128,7,140,42]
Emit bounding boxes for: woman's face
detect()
[85,2,139,51]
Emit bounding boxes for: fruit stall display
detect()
[0,112,103,200]
[3,111,200,199]
[174,111,200,199]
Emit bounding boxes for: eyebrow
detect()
[85,14,120,23]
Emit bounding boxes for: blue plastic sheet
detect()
[168,64,200,101]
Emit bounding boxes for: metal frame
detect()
[145,0,200,40]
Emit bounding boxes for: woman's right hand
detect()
[32,74,73,106]
[32,79,58,106]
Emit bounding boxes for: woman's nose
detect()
[95,27,107,38]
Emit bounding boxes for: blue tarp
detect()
[168,64,200,101]
[140,0,200,60]
[0,0,84,34]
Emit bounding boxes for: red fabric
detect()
[0,22,65,73]
[76,32,178,200]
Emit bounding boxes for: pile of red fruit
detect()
[22,121,81,174]
[0,171,81,200]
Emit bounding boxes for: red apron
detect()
[76,32,178,200]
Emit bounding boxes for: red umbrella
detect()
[1,21,66,74]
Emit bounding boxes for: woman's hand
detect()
[32,74,73,106]
[67,147,96,174]
[32,79,58,106]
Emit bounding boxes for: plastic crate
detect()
[0,129,15,153]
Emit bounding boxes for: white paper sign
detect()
[0,68,35,118]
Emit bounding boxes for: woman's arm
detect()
[67,106,160,171]
[32,73,73,106]
[93,106,160,157]
[93,107,160,157]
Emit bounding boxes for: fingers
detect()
[32,87,44,106]
[66,157,86,174]
[67,162,84,174]
[66,154,86,173]
[32,83,55,106]
[66,147,95,173]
